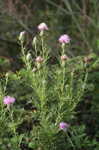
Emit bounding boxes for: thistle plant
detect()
[18,23,88,149]
[0,22,89,150]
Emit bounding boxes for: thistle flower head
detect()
[59,34,70,44]
[61,55,69,61]
[84,56,92,63]
[3,96,16,105]
[59,122,70,131]
[38,23,48,31]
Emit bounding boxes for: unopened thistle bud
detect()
[35,56,44,69]
[26,53,32,61]
[19,31,26,42]
[36,56,43,63]
[32,36,37,46]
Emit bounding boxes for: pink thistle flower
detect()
[38,23,48,31]
[3,96,16,105]
[61,55,69,61]
[35,56,44,63]
[59,122,70,131]
[59,34,70,44]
